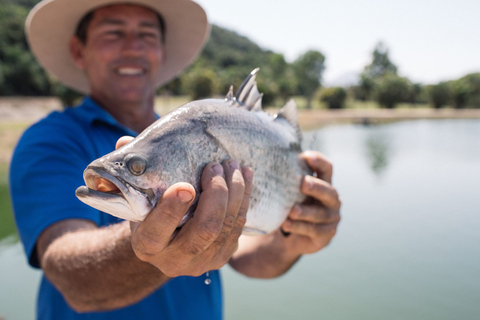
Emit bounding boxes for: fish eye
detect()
[125,154,147,176]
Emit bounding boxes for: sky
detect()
[195,0,480,86]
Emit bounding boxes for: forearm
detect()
[40,221,169,312]
[229,230,301,278]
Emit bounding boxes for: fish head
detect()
[76,129,193,222]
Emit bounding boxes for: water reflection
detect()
[365,132,390,176]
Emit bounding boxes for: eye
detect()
[105,30,123,39]
[125,154,147,176]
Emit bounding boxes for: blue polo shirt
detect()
[9,97,222,320]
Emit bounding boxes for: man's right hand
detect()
[130,159,253,277]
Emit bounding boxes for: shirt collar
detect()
[79,96,158,137]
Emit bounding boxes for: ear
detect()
[69,36,86,70]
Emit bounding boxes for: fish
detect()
[75,68,311,235]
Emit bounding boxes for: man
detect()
[10,0,341,319]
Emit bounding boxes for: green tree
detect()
[0,3,52,95]
[355,42,399,102]
[353,74,376,101]
[320,87,347,109]
[183,68,216,100]
[293,50,325,109]
[452,73,480,108]
[266,53,297,103]
[0,1,79,101]
[363,42,398,78]
[375,73,412,109]
[428,82,452,109]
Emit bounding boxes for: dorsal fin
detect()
[228,68,263,110]
[225,85,234,100]
[251,93,263,111]
[275,99,302,142]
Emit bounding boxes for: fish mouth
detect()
[75,167,155,221]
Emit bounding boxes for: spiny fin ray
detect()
[275,99,302,142]
[227,68,263,111]
[225,85,234,100]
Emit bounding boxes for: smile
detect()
[116,67,145,76]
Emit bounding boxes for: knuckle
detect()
[197,218,223,242]
[183,241,206,256]
[235,213,247,228]
[222,214,236,231]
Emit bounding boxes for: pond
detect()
[1,119,479,319]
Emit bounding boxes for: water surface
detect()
[1,119,479,319]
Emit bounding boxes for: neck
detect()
[91,94,157,134]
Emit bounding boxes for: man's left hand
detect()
[280,150,341,255]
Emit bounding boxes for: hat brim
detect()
[26,0,210,94]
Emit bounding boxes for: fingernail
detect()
[305,175,314,190]
[228,159,239,169]
[177,190,194,203]
[212,163,223,175]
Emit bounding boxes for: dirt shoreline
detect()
[296,108,480,130]
[2,96,480,126]
[2,96,480,165]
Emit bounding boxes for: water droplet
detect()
[204,271,211,285]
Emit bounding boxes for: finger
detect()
[301,151,333,183]
[115,136,134,150]
[220,165,252,260]
[176,163,228,256]
[302,175,341,210]
[282,218,338,240]
[289,203,330,224]
[132,183,195,257]
[237,166,253,228]
[214,159,245,244]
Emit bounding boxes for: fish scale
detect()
[76,69,312,235]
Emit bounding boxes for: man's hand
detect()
[229,150,341,278]
[117,136,253,278]
[280,150,341,255]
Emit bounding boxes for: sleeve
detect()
[9,115,101,268]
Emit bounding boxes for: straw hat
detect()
[25,0,210,94]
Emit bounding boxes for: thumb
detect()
[131,183,196,256]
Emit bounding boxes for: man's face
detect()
[71,4,165,103]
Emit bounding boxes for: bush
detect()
[451,73,480,108]
[428,82,452,109]
[320,87,347,109]
[184,68,216,100]
[375,73,412,109]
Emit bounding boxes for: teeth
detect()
[117,68,144,75]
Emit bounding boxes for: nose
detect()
[121,33,145,55]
